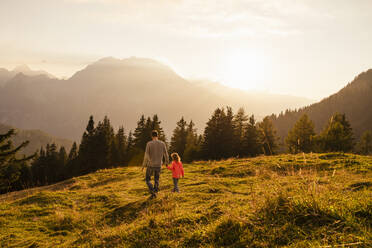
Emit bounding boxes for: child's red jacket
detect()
[167,161,184,178]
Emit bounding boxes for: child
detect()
[167,153,184,192]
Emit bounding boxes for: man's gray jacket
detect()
[142,139,169,168]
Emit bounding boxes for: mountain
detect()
[0,123,73,156]
[271,69,372,142]
[0,57,313,140]
[191,79,313,119]
[0,153,370,246]
[0,65,54,87]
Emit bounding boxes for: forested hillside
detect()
[0,123,72,156]
[271,69,372,141]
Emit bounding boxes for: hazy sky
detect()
[1,0,372,100]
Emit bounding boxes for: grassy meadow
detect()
[0,153,371,247]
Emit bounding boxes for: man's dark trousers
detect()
[146,167,161,194]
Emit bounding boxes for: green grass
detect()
[0,153,371,247]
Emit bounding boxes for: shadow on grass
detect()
[348,182,372,191]
[103,199,150,226]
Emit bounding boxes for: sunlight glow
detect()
[222,50,268,90]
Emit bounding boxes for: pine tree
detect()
[258,117,279,155]
[285,114,315,153]
[57,146,67,180]
[94,116,115,169]
[202,108,224,160]
[115,126,127,166]
[319,113,354,152]
[151,114,166,142]
[68,142,78,162]
[242,115,261,157]
[45,143,58,183]
[78,115,97,174]
[202,107,235,160]
[125,131,134,164]
[133,115,148,150]
[0,129,33,193]
[0,129,33,166]
[222,107,236,158]
[183,120,202,162]
[357,130,372,155]
[233,108,248,156]
[31,147,46,185]
[170,117,188,158]
[66,142,78,177]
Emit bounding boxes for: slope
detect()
[0,153,371,247]
[271,69,372,141]
[0,123,73,156]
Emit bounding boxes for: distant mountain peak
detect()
[13,64,31,73]
[96,57,121,64]
[10,65,55,79]
[92,56,171,70]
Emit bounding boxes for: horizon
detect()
[1,56,321,101]
[1,0,372,100]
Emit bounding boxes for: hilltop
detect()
[0,153,371,247]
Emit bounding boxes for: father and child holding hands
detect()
[142,130,184,198]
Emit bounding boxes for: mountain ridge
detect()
[0,57,315,140]
[0,123,73,156]
[271,68,372,142]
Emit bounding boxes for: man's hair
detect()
[151,130,158,137]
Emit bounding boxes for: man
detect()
[142,130,169,198]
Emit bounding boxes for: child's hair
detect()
[171,153,181,162]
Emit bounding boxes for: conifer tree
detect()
[0,129,32,166]
[258,117,279,155]
[202,108,224,160]
[319,113,354,152]
[170,117,188,158]
[94,116,115,169]
[357,130,372,155]
[45,143,58,183]
[125,131,134,163]
[115,126,127,166]
[0,129,33,193]
[183,121,202,162]
[242,115,261,157]
[202,107,235,160]
[133,115,148,150]
[78,115,97,173]
[57,146,67,180]
[66,142,78,177]
[285,114,315,153]
[233,108,248,156]
[223,107,236,157]
[150,114,166,142]
[68,142,78,162]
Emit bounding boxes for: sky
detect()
[1,0,372,100]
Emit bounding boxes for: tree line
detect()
[1,107,371,194]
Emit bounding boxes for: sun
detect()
[222,50,267,90]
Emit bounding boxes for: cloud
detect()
[62,0,326,38]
